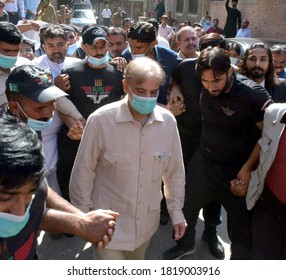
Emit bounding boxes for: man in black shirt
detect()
[164,47,272,260]
[223,0,241,38]
[163,58,224,260]
[56,26,124,201]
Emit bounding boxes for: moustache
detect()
[250,66,264,72]
[187,44,197,48]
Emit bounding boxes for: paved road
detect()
[37,209,230,260]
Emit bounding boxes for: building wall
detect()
[208,0,286,39]
[150,0,286,40]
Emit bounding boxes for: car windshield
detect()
[72,10,94,19]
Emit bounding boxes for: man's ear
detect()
[150,40,156,49]
[42,43,46,53]
[122,79,128,93]
[81,43,87,54]
[8,100,20,116]
[228,66,233,77]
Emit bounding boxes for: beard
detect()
[248,66,266,79]
[209,74,232,96]
[49,52,65,64]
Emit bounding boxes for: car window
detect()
[72,10,94,19]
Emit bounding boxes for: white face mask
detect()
[131,53,145,59]
[87,53,108,67]
[131,44,152,60]
[230,57,238,65]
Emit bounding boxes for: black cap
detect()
[82,26,107,45]
[6,65,67,103]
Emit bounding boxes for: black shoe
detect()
[202,231,225,259]
[160,211,169,225]
[161,244,196,260]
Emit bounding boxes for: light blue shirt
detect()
[236,27,253,38]
[200,17,213,33]
[4,0,25,18]
[24,0,41,14]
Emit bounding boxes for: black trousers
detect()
[103,18,110,27]
[177,149,252,259]
[251,186,286,259]
[179,126,222,230]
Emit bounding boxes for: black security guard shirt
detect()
[200,73,273,166]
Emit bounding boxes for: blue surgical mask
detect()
[0,196,34,238]
[130,91,158,115]
[16,102,53,131]
[87,54,108,67]
[206,20,211,25]
[0,53,17,69]
[66,43,77,56]
[27,117,53,131]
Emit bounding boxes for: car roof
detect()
[225,37,286,55]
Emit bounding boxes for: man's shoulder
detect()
[64,56,82,66]
[62,59,86,73]
[33,54,48,64]
[236,74,270,97]
[121,49,132,61]
[15,56,33,67]
[177,57,197,70]
[157,35,170,47]
[155,105,177,123]
[277,77,286,85]
[155,45,180,57]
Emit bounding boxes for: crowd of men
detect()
[0,0,286,261]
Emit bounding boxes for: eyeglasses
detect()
[19,48,33,53]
